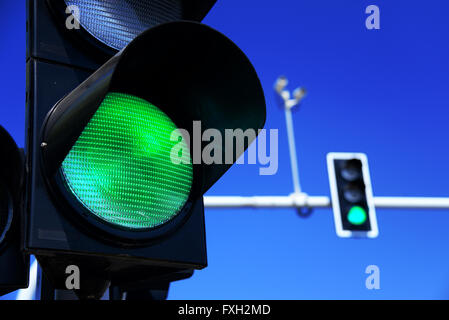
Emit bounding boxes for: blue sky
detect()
[1,0,449,299]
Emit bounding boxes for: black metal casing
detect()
[0,127,29,296]
[25,0,217,297]
[26,0,266,299]
[334,159,372,231]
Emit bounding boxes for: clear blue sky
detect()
[1,0,449,299]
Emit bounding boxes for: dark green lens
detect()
[60,92,192,230]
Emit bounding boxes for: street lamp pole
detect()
[274,76,307,196]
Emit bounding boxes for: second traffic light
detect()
[327,153,379,238]
[0,126,29,296]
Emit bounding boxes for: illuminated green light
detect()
[60,92,192,230]
[347,206,367,225]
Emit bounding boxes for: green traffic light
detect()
[60,92,193,230]
[347,206,367,225]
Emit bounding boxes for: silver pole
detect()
[373,197,449,209]
[274,76,307,195]
[284,107,302,194]
[16,260,38,300]
[204,195,449,210]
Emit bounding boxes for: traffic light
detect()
[0,126,29,296]
[327,153,378,238]
[26,0,266,299]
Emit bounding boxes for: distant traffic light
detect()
[327,153,378,238]
[26,1,266,299]
[0,126,29,296]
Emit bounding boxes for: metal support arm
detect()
[204,195,449,210]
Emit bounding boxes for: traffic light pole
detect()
[204,195,449,209]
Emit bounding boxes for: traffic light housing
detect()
[327,153,378,238]
[26,0,266,298]
[0,126,29,296]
